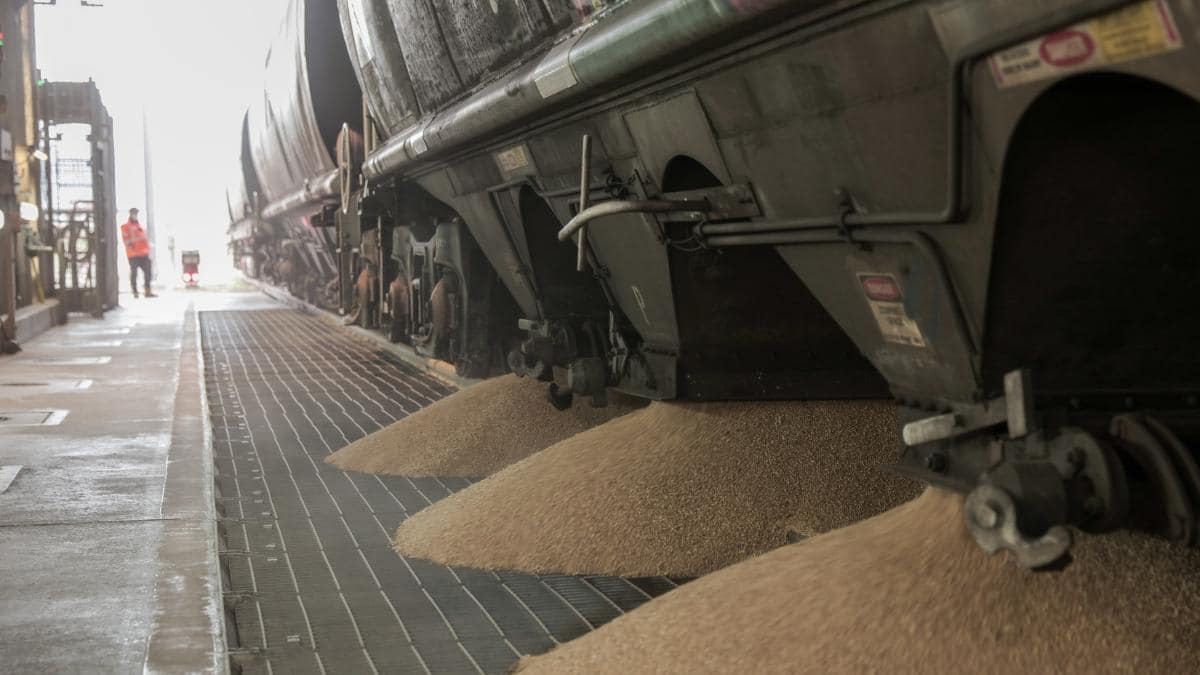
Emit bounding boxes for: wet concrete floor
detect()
[0,290,271,673]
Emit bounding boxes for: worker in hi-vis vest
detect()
[120,207,156,298]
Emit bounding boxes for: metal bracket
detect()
[901,400,1007,446]
[965,484,1072,569]
[664,184,762,222]
[1004,368,1036,438]
[901,368,1034,446]
[834,189,869,251]
[561,134,710,263]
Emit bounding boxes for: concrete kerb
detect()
[195,302,229,674]
[245,276,477,390]
[10,298,66,344]
[142,303,228,675]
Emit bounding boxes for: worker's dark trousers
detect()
[128,255,152,296]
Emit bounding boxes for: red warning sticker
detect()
[860,275,903,302]
[1039,30,1096,67]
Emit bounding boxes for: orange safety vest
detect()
[120,220,151,258]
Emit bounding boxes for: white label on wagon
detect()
[858,273,927,348]
[988,0,1182,89]
[495,145,530,172]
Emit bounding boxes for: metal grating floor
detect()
[202,310,678,674]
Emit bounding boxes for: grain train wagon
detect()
[229,0,1200,565]
[226,0,363,308]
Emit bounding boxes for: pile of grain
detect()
[325,374,641,478]
[517,488,1200,674]
[393,400,920,577]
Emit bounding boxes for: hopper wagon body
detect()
[227,0,1200,566]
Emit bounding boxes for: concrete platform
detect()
[0,290,243,674]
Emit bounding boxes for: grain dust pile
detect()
[393,400,920,577]
[325,374,641,478]
[516,488,1200,674]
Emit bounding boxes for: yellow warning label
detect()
[989,0,1182,89]
[1094,2,1178,61]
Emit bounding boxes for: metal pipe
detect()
[558,199,709,243]
[261,169,341,220]
[576,135,592,272]
[363,94,376,157]
[363,0,794,181]
[699,216,839,236]
[695,206,968,237]
[703,230,835,248]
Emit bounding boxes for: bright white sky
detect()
[35,0,290,283]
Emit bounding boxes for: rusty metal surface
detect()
[248,0,360,205]
[203,310,679,673]
[383,0,463,111]
[339,0,420,136]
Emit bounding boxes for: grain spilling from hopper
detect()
[326,374,641,478]
[393,399,919,577]
[516,488,1200,674]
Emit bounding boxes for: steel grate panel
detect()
[582,576,658,613]
[538,575,623,628]
[202,310,679,674]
